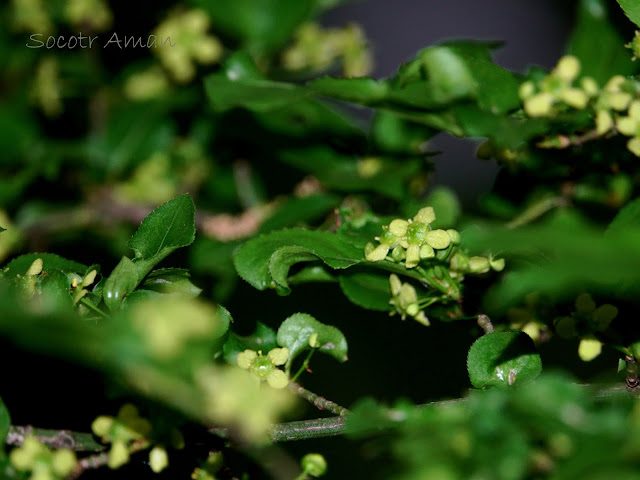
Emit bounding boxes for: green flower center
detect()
[250,356,274,378]
[406,223,427,245]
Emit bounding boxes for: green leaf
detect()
[616,0,640,28]
[571,0,636,83]
[233,228,363,291]
[338,271,392,311]
[223,322,277,364]
[276,313,348,371]
[371,112,437,155]
[103,256,140,312]
[0,396,10,457]
[268,246,321,295]
[3,253,87,276]
[37,270,73,309]
[607,197,640,235]
[467,331,542,389]
[129,194,196,261]
[308,77,389,105]
[142,268,202,298]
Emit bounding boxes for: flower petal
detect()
[237,350,257,369]
[267,369,289,389]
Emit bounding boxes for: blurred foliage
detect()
[3,0,640,478]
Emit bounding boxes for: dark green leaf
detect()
[616,0,640,28]
[0,396,10,457]
[259,194,341,233]
[142,268,202,298]
[338,271,392,311]
[467,331,542,388]
[3,253,87,276]
[571,0,636,83]
[205,74,308,113]
[37,270,73,309]
[233,228,363,291]
[280,147,422,200]
[288,265,337,284]
[223,322,277,364]
[0,226,5,233]
[371,112,437,155]
[276,313,348,370]
[607,196,640,235]
[129,194,196,261]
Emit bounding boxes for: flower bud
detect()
[446,229,461,244]
[596,110,613,135]
[561,88,588,109]
[575,293,595,313]
[302,453,328,477]
[26,258,43,276]
[593,304,617,331]
[149,446,169,473]
[391,245,406,261]
[518,81,536,100]
[489,257,505,272]
[468,256,490,274]
[578,336,602,362]
[580,76,599,96]
[524,92,554,117]
[554,55,580,82]
[52,449,77,477]
[555,316,577,339]
[406,222,427,245]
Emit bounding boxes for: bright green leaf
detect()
[276,313,348,370]
[607,197,640,235]
[467,331,542,389]
[128,194,195,261]
[616,0,640,28]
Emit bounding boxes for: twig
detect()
[625,355,640,391]
[536,129,603,149]
[6,426,104,452]
[288,382,350,416]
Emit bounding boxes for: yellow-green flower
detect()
[388,274,429,326]
[237,348,290,389]
[91,404,152,469]
[615,100,640,156]
[10,436,77,480]
[153,9,222,83]
[520,55,591,117]
[365,207,454,269]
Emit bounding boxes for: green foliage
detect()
[276,313,348,372]
[3,0,640,478]
[467,331,542,388]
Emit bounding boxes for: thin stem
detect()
[288,383,350,416]
[6,426,104,451]
[291,350,315,383]
[506,196,567,229]
[79,298,109,319]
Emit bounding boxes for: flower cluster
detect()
[519,55,593,117]
[10,437,77,480]
[237,347,290,389]
[282,23,372,78]
[91,404,155,470]
[388,274,429,326]
[153,9,222,83]
[365,207,460,269]
[65,0,112,31]
[554,293,618,362]
[519,54,640,156]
